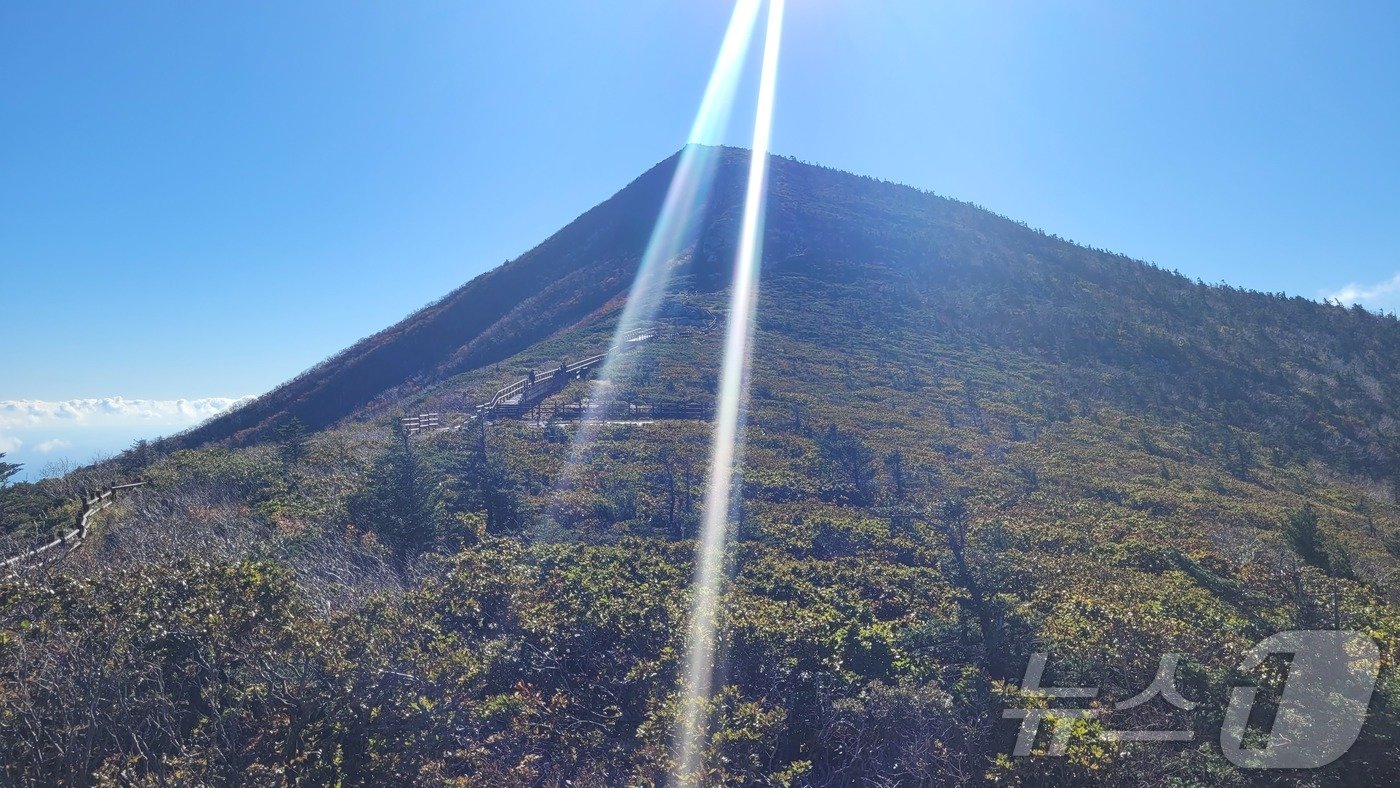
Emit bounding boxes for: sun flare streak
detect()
[551,0,763,483]
[671,0,784,782]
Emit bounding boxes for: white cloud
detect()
[0,434,21,454]
[1325,270,1400,312]
[0,396,255,431]
[34,438,71,453]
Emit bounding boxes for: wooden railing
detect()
[439,327,654,432]
[525,401,711,422]
[2,481,146,575]
[401,412,440,436]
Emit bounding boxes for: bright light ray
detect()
[550,0,763,486]
[671,0,784,783]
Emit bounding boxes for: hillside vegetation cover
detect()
[2,150,1398,785]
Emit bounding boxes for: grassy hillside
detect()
[2,149,1398,785]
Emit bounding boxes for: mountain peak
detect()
[171,150,1400,490]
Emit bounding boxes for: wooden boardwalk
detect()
[409,327,710,435]
[1,481,146,577]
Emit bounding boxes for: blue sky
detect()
[2,0,1398,473]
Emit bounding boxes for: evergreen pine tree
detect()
[0,453,21,529]
[275,417,310,466]
[348,432,441,562]
[1284,504,1324,568]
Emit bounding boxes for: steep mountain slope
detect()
[183,146,1400,485]
[7,147,1400,785]
[171,151,684,448]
